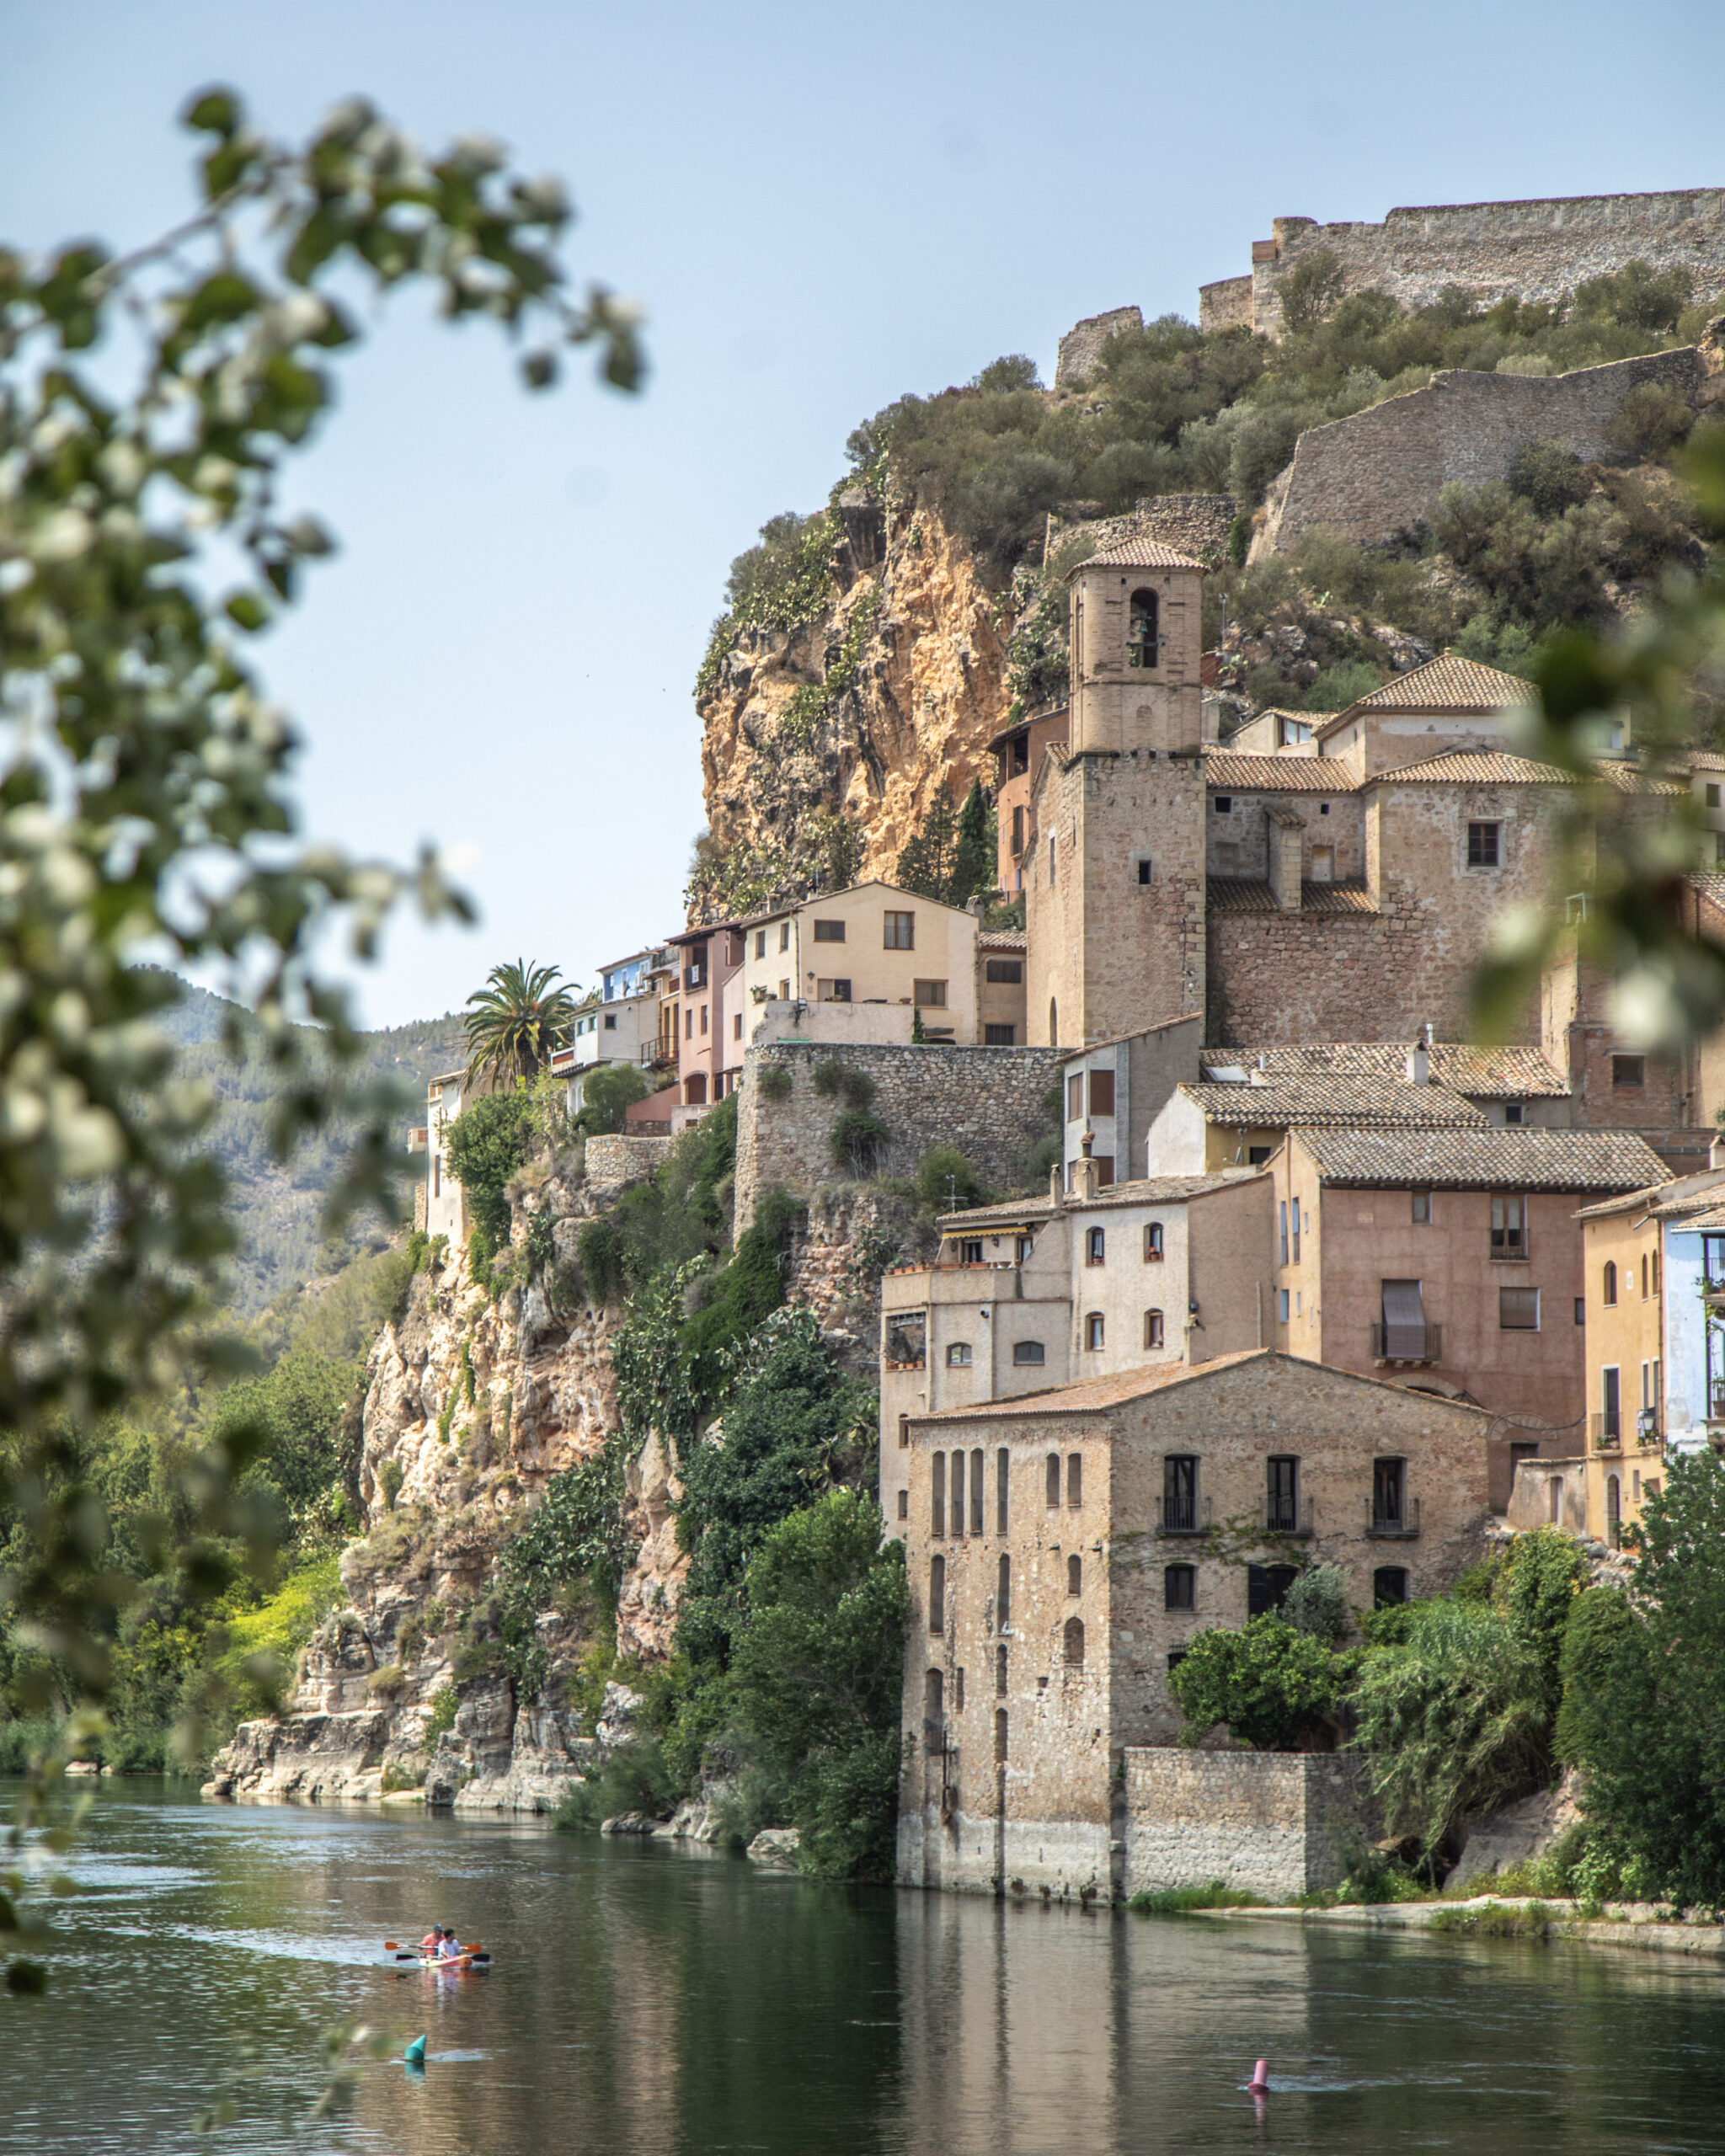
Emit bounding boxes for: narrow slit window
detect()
[1045,1452,1061,1507]
[950,1449,965,1539]
[1144,1309,1165,1348]
[928,1556,945,1632]
[970,1449,985,1536]
[1063,1616,1085,1667]
[996,1555,1011,1627]
[932,1454,945,1537]
[996,1447,1009,1534]
[1066,1553,1081,1595]
[1127,587,1159,670]
[1067,1452,1083,1508]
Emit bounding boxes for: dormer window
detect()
[1127,588,1159,670]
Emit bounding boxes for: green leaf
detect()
[521,350,558,391]
[183,87,243,136]
[224,591,270,632]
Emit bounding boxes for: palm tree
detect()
[462,959,579,1088]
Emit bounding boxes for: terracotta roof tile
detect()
[1222,1042,1568,1099]
[1688,873,1725,915]
[1591,759,1688,796]
[1183,1075,1487,1126]
[936,1172,1259,1232]
[1295,1125,1669,1190]
[1204,753,1359,792]
[1069,537,1205,572]
[913,1350,1268,1422]
[1204,878,1378,913]
[1332,653,1535,720]
[1576,1167,1725,1220]
[1372,750,1570,785]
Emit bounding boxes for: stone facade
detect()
[732,1038,1063,1230]
[896,1351,1491,1898]
[1046,499,1240,569]
[1254,349,1705,556]
[1204,191,1725,341]
[1121,1750,1379,1901]
[1055,306,1145,387]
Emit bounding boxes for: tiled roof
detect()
[1054,1013,1210,1060]
[1591,759,1688,797]
[1182,1076,1488,1128]
[1688,873,1725,915]
[977,931,1027,950]
[1220,1042,1568,1099]
[1071,538,1205,572]
[1332,653,1534,719]
[1372,750,1570,786]
[1576,1167,1725,1221]
[936,1173,1253,1232]
[1295,1125,1669,1191]
[913,1351,1268,1422]
[1204,753,1359,792]
[1204,878,1377,914]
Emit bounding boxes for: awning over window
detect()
[1381,1279,1426,1358]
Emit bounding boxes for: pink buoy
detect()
[1248,2059,1270,2094]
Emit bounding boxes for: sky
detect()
[3,0,1722,1027]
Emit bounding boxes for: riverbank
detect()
[1184,1894,1725,1959]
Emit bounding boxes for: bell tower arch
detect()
[1066,540,1204,756]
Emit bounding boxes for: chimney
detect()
[1075,1125,1099,1201]
[1406,1037,1430,1086]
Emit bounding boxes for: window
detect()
[1167,1649,1188,1678]
[947,1342,973,1367]
[778,979,789,1000]
[1266,1455,1299,1533]
[1602,1260,1618,1305]
[1279,1287,1290,1321]
[1467,821,1500,867]
[950,1450,965,1537]
[924,1668,943,1736]
[1164,1564,1195,1612]
[1144,1222,1164,1261]
[1279,1200,1289,1266]
[985,1024,1017,1045]
[1491,1194,1529,1260]
[1575,1297,1586,1325]
[700,1004,708,1033]
[1214,796,1232,815]
[603,1013,617,1032]
[1045,1453,1061,1507]
[1653,1249,1662,1297]
[1014,1341,1045,1367]
[1086,1226,1106,1265]
[1500,1287,1541,1330]
[733,1012,742,1040]
[1137,858,1152,885]
[928,1556,945,1632]
[959,1239,984,1265]
[779,922,790,952]
[1067,1554,1082,1595]
[1247,1563,1299,1617]
[1412,1190,1431,1225]
[931,1456,946,1536]
[754,929,766,959]
[897,1489,908,1519]
[1085,1312,1105,1350]
[1380,1278,1427,1357]
[1290,1198,1301,1264]
[812,919,845,943]
[1063,1616,1086,1668]
[1164,1455,1198,1532]
[1612,1054,1645,1089]
[685,1007,693,1038]
[996,1554,1011,1625]
[1089,1070,1114,1117]
[1373,1457,1405,1529]
[1641,1252,1649,1299]
[1373,1566,1408,1609]
[825,979,852,1002]
[1603,1366,1621,1440]
[898,1415,910,1449]
[994,1709,1008,1763]
[1049,996,1057,1043]
[1144,1309,1165,1348]
[1127,586,1159,669]
[985,957,1023,983]
[1247,1145,1272,1166]
[996,1449,1009,1534]
[971,1450,985,1535]
[1503,1102,1525,1125]
[1279,716,1314,748]
[953,1666,964,1712]
[1067,1075,1084,1122]
[1711,783,1722,808]
[1067,1453,1083,1508]
[1012,805,1025,856]
[1049,835,1056,885]
[996,1645,1007,1694]
[913,979,947,1008]
[1016,1235,1033,1265]
[880,910,915,950]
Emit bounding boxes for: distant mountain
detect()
[149,973,465,1314]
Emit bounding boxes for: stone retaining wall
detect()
[1122,1749,1379,1901]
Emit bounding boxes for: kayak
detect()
[393,1950,491,1971]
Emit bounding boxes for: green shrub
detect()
[214,1554,346,1719]
[1280,1562,1351,1641]
[554,1737,681,1832]
[1508,440,1590,517]
[756,1062,793,1103]
[681,1187,804,1407]
[425,1684,459,1740]
[1610,381,1695,460]
[811,1060,877,1109]
[1230,405,1314,505]
[915,1145,992,1214]
[1279,247,1348,335]
[1169,1615,1352,1751]
[1573,259,1692,333]
[443,1090,532,1247]
[831,1109,892,1175]
[1428,1900,1551,1938]
[1128,1881,1263,1915]
[381,1758,425,1793]
[577,1217,626,1305]
[577,1061,650,1135]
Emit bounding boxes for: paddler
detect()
[436,1928,462,1961]
[419,1925,441,1956]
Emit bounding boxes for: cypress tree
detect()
[950,778,995,906]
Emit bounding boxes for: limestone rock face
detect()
[695,500,1011,908]
[616,1433,687,1663]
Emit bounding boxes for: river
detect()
[6,1783,1725,2154]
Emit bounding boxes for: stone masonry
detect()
[1255,348,1705,555]
[1201,191,1725,339]
[733,1039,1064,1231]
[1055,306,1146,386]
[1121,1750,1379,1901]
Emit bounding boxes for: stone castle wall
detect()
[1047,496,1239,569]
[1255,347,1703,554]
[734,1040,1063,1230]
[1055,305,1144,386]
[1235,190,1725,339]
[1121,1750,1379,1901]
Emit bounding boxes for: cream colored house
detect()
[738,880,981,1043]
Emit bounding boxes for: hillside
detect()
[153,974,463,1313]
[692,260,1722,920]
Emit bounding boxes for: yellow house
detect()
[737,880,982,1043]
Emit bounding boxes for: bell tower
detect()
[1026,538,1209,1050]
[1066,541,1204,755]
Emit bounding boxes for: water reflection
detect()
[7,1785,1725,2156]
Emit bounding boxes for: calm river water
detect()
[8,1783,1725,2155]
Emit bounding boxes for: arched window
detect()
[1067,1452,1083,1508]
[1603,1261,1617,1306]
[1164,1563,1195,1611]
[1067,1553,1081,1596]
[1086,1226,1106,1265]
[994,1708,1008,1762]
[1063,1616,1086,1668]
[1144,1309,1165,1349]
[1086,1312,1105,1350]
[1144,1222,1164,1262]
[932,1454,946,1537]
[996,1554,1011,1626]
[1045,1452,1061,1507]
[929,1556,946,1632]
[1013,1340,1045,1367]
[970,1449,985,1535]
[1128,587,1159,670]
[946,1341,972,1367]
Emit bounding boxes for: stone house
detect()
[736,879,984,1044]
[1055,1015,1203,1188]
[1576,1163,1725,1544]
[896,1350,1492,1898]
[1271,1124,1670,1508]
[421,1067,472,1244]
[879,1166,1275,1538]
[975,929,1028,1046]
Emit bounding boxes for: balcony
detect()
[683,963,707,990]
[1156,1495,1212,1537]
[1370,1320,1441,1365]
[1591,1413,1621,1449]
[1637,1407,1661,1446]
[1262,1495,1314,1540]
[1367,1495,1421,1540]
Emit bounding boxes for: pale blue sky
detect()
[4,0,1721,1024]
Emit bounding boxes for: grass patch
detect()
[1428,1899,1552,1938]
[1127,1881,1263,1915]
